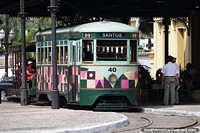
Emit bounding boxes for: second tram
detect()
[35,21,139,109]
[9,43,36,101]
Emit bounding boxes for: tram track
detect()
[107,116,153,133]
[101,114,200,133]
[169,115,199,129]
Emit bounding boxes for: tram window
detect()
[83,40,93,61]
[42,48,47,63]
[37,41,68,65]
[130,40,137,63]
[42,47,51,64]
[41,48,44,63]
[37,46,51,64]
[57,46,68,64]
[38,48,41,64]
[47,47,51,63]
[63,46,68,63]
[44,48,49,64]
[96,40,127,61]
[57,47,60,62]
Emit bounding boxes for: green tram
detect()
[36,21,139,110]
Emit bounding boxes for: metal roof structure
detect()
[0,0,199,17]
[9,42,36,52]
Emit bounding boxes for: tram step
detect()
[93,107,130,111]
[95,102,130,110]
[94,105,130,111]
[97,103,128,106]
[95,105,129,108]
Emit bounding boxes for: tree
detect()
[9,17,51,44]
[0,16,52,60]
[138,17,154,39]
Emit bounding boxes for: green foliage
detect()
[0,16,52,56]
[37,17,51,31]
[27,52,36,60]
[138,17,153,38]
[0,46,5,55]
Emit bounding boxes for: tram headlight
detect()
[108,73,118,83]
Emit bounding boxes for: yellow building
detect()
[130,17,190,78]
[154,17,190,71]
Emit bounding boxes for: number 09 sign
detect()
[83,33,92,38]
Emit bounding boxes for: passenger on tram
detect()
[12,62,22,89]
[59,50,68,63]
[59,55,68,63]
[26,60,36,89]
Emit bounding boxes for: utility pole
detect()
[4,15,9,76]
[18,0,28,105]
[48,0,60,109]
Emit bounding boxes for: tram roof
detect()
[36,21,138,35]
[69,21,138,32]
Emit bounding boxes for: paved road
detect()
[101,112,200,133]
[0,102,128,133]
[1,101,200,133]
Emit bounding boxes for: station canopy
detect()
[0,0,199,17]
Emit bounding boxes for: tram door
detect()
[68,40,81,103]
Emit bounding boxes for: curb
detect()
[143,108,200,117]
[47,113,129,133]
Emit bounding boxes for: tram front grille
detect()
[93,96,131,110]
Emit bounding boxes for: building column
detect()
[191,11,200,69]
[163,16,170,63]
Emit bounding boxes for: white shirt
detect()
[174,63,180,77]
[161,62,179,76]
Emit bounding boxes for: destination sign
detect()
[101,33,123,38]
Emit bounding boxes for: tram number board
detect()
[132,33,138,39]
[83,33,92,38]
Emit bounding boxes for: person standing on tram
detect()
[26,60,36,89]
[161,56,179,105]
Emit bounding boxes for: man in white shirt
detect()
[172,57,180,105]
[161,56,179,105]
